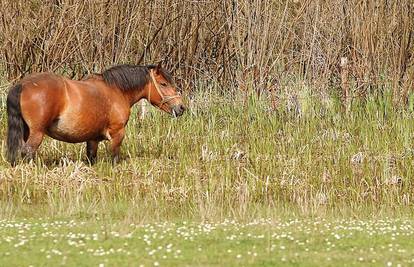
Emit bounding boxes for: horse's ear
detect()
[156,61,162,71]
[154,61,163,75]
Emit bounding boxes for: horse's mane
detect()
[101,64,173,91]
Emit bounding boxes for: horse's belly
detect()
[47,112,106,143]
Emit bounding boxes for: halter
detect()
[149,69,181,107]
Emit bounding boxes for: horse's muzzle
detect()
[171,104,186,117]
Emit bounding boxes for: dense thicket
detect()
[1,0,413,101]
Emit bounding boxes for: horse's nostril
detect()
[172,104,185,117]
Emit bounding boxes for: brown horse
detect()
[6,63,185,165]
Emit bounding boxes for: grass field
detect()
[1,217,414,266]
[1,86,414,266]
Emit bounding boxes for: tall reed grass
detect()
[0,0,413,102]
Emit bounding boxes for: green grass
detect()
[0,86,414,265]
[1,217,414,266]
[0,89,413,219]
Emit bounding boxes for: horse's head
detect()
[147,62,185,117]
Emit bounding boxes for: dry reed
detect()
[0,0,412,103]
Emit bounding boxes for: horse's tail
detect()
[6,83,28,165]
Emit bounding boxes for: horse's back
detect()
[20,72,67,96]
[21,72,62,82]
[20,73,66,94]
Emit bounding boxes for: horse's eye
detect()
[160,82,167,87]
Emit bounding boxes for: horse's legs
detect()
[86,140,99,164]
[109,128,125,163]
[22,130,44,160]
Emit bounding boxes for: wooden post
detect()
[138,99,147,119]
[340,57,350,111]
